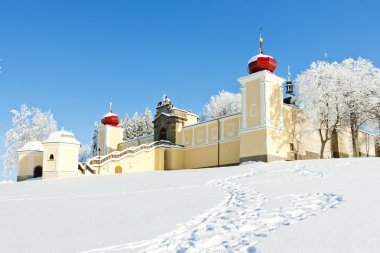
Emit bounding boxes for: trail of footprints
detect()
[83,164,343,253]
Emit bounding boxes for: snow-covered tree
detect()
[91,122,99,156]
[141,108,154,136]
[79,144,92,163]
[119,109,154,141]
[296,57,380,158]
[296,61,343,158]
[339,58,380,156]
[201,90,241,120]
[2,105,57,177]
[120,114,133,141]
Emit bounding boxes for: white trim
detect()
[265,77,271,127]
[182,128,185,145]
[206,125,209,144]
[197,130,203,142]
[212,127,218,139]
[240,125,286,133]
[192,128,194,146]
[241,84,247,129]
[227,123,234,136]
[220,118,224,140]
[260,78,265,126]
[250,104,257,118]
[184,133,189,145]
[182,137,240,150]
[238,70,285,85]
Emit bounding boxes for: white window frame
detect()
[227,123,234,136]
[250,104,257,118]
[197,131,203,142]
[184,134,190,145]
[212,127,218,138]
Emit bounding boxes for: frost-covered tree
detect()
[141,108,154,136]
[119,109,154,141]
[296,61,343,158]
[297,58,380,158]
[79,144,92,163]
[2,105,57,177]
[120,114,133,141]
[91,122,99,156]
[201,90,241,120]
[339,58,380,157]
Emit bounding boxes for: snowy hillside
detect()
[0,158,379,252]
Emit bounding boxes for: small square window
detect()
[228,124,234,135]
[184,134,190,145]
[250,104,257,117]
[197,131,203,142]
[212,127,218,138]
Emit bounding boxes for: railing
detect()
[87,140,181,167]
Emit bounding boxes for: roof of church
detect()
[42,130,80,145]
[17,141,44,152]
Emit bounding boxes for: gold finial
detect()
[259,27,263,53]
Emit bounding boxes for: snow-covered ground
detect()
[0,158,379,252]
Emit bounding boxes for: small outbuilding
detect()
[42,130,81,179]
[17,141,44,181]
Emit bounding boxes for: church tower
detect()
[98,102,124,156]
[238,36,288,162]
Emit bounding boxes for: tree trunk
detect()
[319,140,326,159]
[318,128,328,159]
[350,112,359,157]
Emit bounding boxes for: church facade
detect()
[17,37,379,181]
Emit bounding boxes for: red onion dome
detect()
[248,37,277,74]
[101,102,120,127]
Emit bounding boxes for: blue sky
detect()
[0,0,379,178]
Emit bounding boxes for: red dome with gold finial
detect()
[248,36,277,74]
[101,101,120,127]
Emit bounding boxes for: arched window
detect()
[159,128,167,141]
[49,154,54,160]
[115,166,122,174]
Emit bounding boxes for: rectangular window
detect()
[212,127,218,138]
[197,131,203,142]
[228,123,234,136]
[184,134,190,145]
[250,104,257,117]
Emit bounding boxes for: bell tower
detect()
[238,36,287,162]
[98,102,124,156]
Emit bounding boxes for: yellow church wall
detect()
[219,139,240,165]
[184,128,193,147]
[207,122,219,143]
[266,128,290,161]
[269,81,282,129]
[194,125,207,146]
[175,122,183,145]
[97,147,166,174]
[164,148,185,170]
[222,116,239,140]
[239,128,267,162]
[108,126,123,153]
[245,79,261,128]
[358,130,376,157]
[184,144,219,169]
